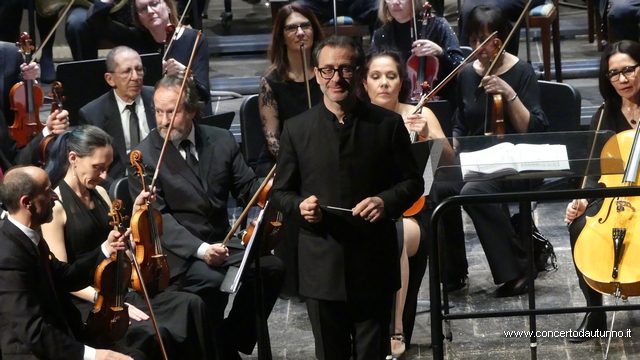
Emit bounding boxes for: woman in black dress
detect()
[564,40,640,342]
[87,0,212,116]
[42,125,217,360]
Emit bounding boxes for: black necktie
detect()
[126,103,140,149]
[180,140,199,178]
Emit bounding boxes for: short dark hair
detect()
[0,166,39,214]
[267,3,324,82]
[360,46,411,103]
[45,125,113,188]
[599,40,640,116]
[466,5,510,46]
[154,75,203,117]
[312,35,365,71]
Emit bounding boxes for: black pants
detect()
[607,0,640,42]
[306,296,393,360]
[172,247,284,355]
[460,179,532,284]
[458,0,546,56]
[296,0,379,28]
[568,199,604,309]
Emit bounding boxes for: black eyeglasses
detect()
[284,22,312,33]
[606,64,640,82]
[137,0,162,15]
[317,66,359,79]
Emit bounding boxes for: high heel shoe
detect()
[494,275,529,298]
[567,312,607,343]
[390,333,405,359]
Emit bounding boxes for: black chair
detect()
[538,80,581,133]
[109,177,133,228]
[197,111,236,130]
[460,46,472,58]
[239,94,266,171]
[425,99,453,138]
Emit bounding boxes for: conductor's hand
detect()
[95,349,132,360]
[565,199,588,223]
[300,195,322,223]
[204,243,228,267]
[45,109,69,135]
[353,197,385,223]
[104,229,131,255]
[126,303,150,322]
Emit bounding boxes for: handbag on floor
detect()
[510,212,558,272]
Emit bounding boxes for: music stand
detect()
[56,53,162,125]
[196,111,235,130]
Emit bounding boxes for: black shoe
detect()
[494,275,529,298]
[446,275,468,292]
[568,312,607,343]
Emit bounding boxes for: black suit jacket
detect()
[78,87,156,188]
[0,220,105,360]
[0,111,46,173]
[128,124,259,278]
[271,100,424,301]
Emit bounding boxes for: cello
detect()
[9,32,45,148]
[84,200,131,346]
[573,128,640,297]
[407,1,440,102]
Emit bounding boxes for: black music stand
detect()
[428,131,629,360]
[197,111,235,130]
[56,53,162,125]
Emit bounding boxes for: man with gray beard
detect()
[127,75,284,360]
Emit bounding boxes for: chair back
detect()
[239,94,266,170]
[425,99,452,138]
[538,80,581,132]
[460,46,473,58]
[109,177,133,228]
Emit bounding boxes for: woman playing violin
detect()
[564,40,640,342]
[371,0,463,108]
[449,5,547,297]
[360,46,446,359]
[87,0,212,116]
[41,125,217,360]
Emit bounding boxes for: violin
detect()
[403,82,430,218]
[38,81,64,166]
[84,199,132,346]
[237,167,286,256]
[9,32,44,148]
[407,1,440,102]
[163,24,177,61]
[129,150,170,297]
[573,128,640,297]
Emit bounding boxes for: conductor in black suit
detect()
[0,166,142,360]
[78,46,156,189]
[271,35,424,360]
[128,76,284,360]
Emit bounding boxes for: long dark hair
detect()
[266,3,324,82]
[599,40,640,118]
[45,125,113,188]
[466,5,510,45]
[359,46,411,103]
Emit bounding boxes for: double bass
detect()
[84,200,131,346]
[9,32,44,148]
[407,1,440,102]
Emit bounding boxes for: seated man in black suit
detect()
[0,166,142,360]
[128,75,284,360]
[79,46,156,189]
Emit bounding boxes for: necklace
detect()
[628,106,638,125]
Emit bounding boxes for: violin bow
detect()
[477,0,532,88]
[31,0,75,63]
[150,30,202,190]
[412,31,498,114]
[300,43,312,109]
[221,165,277,247]
[163,0,192,61]
[411,0,418,41]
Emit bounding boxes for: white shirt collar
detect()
[171,123,196,150]
[113,90,143,115]
[6,215,40,248]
